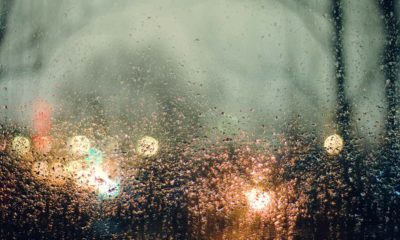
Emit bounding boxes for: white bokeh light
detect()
[324,134,344,155]
[65,159,120,199]
[12,136,31,157]
[245,188,271,211]
[137,136,159,157]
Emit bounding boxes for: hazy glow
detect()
[324,134,344,155]
[90,165,120,199]
[97,173,120,199]
[68,135,91,156]
[31,161,49,179]
[137,136,159,157]
[73,164,120,199]
[66,154,120,199]
[12,136,31,156]
[32,135,52,154]
[85,148,104,165]
[245,188,271,211]
[32,99,52,135]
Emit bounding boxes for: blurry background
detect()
[0,0,391,141]
[0,0,399,239]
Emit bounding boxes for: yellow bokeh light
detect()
[68,135,91,156]
[137,136,159,157]
[31,161,49,180]
[324,134,344,155]
[245,188,271,211]
[12,136,31,157]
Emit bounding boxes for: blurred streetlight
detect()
[12,136,31,157]
[32,135,52,154]
[324,134,344,155]
[137,136,159,157]
[245,188,271,211]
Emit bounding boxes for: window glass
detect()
[0,1,399,239]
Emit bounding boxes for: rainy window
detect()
[0,1,399,239]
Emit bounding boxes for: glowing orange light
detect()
[32,98,52,136]
[32,135,52,154]
[245,188,271,211]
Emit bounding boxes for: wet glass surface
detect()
[0,1,399,239]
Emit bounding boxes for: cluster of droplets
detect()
[2,129,160,200]
[0,116,352,239]
[181,139,312,239]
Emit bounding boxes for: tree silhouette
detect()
[378,0,399,175]
[376,0,400,238]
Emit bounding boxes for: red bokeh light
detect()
[32,98,52,136]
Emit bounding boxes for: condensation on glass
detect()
[0,1,399,239]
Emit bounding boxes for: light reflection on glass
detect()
[324,134,344,155]
[245,188,271,211]
[137,136,159,157]
[12,136,31,157]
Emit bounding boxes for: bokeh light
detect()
[88,164,121,199]
[324,134,344,155]
[97,176,120,199]
[245,188,271,211]
[137,136,159,157]
[85,148,103,165]
[11,136,31,157]
[74,164,120,199]
[32,98,52,136]
[49,162,67,185]
[32,135,52,155]
[31,160,49,180]
[65,152,120,199]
